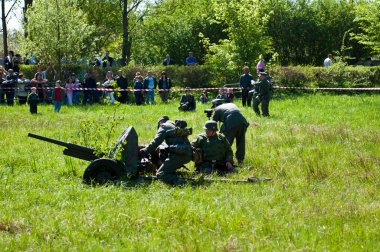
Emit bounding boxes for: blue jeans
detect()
[54,100,62,112]
[145,90,155,104]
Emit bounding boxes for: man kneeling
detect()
[191,120,234,174]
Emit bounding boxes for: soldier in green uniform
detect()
[211,99,249,165]
[139,116,192,185]
[253,72,272,117]
[191,120,234,174]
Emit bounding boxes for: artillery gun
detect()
[28,126,271,185]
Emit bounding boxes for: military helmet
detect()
[203,120,218,131]
[211,99,224,108]
[157,115,169,129]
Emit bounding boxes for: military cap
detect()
[203,120,218,131]
[211,99,224,108]
[157,115,169,128]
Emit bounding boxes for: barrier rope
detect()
[1,84,380,92]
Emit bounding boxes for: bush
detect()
[271,65,380,87]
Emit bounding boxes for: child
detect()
[53,80,64,112]
[27,87,39,114]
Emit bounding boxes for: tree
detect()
[22,0,95,78]
[352,1,380,56]
[1,0,19,59]
[205,0,270,67]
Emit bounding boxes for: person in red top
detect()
[52,80,65,112]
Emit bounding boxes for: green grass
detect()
[0,93,379,251]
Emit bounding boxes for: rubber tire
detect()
[83,158,125,185]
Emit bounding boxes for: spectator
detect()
[102,51,114,67]
[0,67,6,104]
[226,88,234,103]
[116,70,129,103]
[185,51,197,66]
[239,66,254,107]
[102,71,116,104]
[4,69,18,105]
[216,88,227,101]
[158,71,172,103]
[31,73,48,102]
[256,54,265,73]
[143,71,157,105]
[324,54,333,67]
[163,54,173,66]
[199,90,209,104]
[13,54,22,73]
[67,73,81,105]
[52,80,65,112]
[133,75,144,105]
[27,87,39,114]
[178,87,196,111]
[4,50,14,71]
[17,73,30,105]
[82,71,97,105]
[94,52,103,67]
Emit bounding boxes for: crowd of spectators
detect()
[0,49,237,109]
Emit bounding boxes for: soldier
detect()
[253,72,272,117]
[192,120,234,174]
[239,66,254,107]
[211,99,249,165]
[139,116,192,185]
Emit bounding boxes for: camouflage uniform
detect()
[212,103,249,163]
[143,120,192,185]
[191,132,233,174]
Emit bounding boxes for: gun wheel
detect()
[83,158,124,185]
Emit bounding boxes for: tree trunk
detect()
[121,0,129,66]
[1,0,8,60]
[23,0,33,37]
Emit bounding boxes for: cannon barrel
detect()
[28,133,100,161]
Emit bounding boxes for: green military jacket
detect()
[191,132,233,163]
[212,103,249,132]
[257,79,271,99]
[145,121,192,156]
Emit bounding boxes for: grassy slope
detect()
[0,94,379,251]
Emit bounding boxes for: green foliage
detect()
[21,0,96,78]
[271,65,380,87]
[352,1,380,56]
[0,95,379,250]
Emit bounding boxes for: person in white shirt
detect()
[323,54,333,67]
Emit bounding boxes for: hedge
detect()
[19,63,380,88]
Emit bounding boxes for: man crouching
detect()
[191,120,234,174]
[139,116,192,185]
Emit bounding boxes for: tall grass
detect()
[0,93,379,251]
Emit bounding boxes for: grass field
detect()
[0,93,379,251]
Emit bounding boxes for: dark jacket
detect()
[158,78,172,90]
[179,94,196,111]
